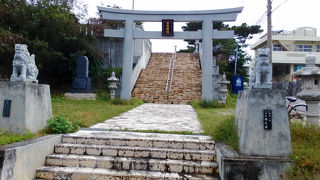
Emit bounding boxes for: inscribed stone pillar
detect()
[234,89,292,157]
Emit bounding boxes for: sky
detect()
[82,0,320,53]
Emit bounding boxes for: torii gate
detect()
[98,6,243,101]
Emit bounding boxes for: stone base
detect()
[303,100,320,126]
[0,81,52,134]
[216,143,292,180]
[10,76,38,83]
[64,93,96,100]
[234,89,292,157]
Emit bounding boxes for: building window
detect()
[294,64,305,72]
[273,44,283,51]
[295,44,313,52]
[273,64,290,76]
[317,45,320,52]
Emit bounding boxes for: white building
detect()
[250,27,320,81]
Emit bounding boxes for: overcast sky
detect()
[82,0,320,53]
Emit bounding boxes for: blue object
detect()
[232,76,244,94]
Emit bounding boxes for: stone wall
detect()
[97,37,123,69]
[0,135,61,180]
[272,80,302,96]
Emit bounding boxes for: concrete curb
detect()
[0,134,62,180]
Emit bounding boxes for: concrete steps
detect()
[61,130,214,150]
[37,167,218,180]
[45,154,217,175]
[36,130,218,179]
[54,143,216,161]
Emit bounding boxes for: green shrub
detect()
[47,115,80,134]
[96,90,110,101]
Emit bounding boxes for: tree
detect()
[181,22,262,81]
[0,0,102,90]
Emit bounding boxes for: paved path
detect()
[90,103,203,133]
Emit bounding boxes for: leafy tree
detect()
[0,0,102,90]
[181,22,262,81]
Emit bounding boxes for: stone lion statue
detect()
[10,44,38,83]
[249,48,272,88]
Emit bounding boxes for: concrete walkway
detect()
[90,103,203,133]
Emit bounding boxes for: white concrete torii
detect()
[98,6,243,101]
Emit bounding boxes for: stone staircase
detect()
[132,53,202,104]
[36,130,218,179]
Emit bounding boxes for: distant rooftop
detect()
[260,27,317,39]
[251,27,320,50]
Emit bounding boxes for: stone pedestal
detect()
[64,93,96,100]
[234,89,292,157]
[0,81,52,134]
[216,143,292,180]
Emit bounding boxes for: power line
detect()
[254,0,290,26]
[255,11,267,25]
[272,0,290,13]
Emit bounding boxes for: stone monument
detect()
[216,48,292,179]
[10,44,39,83]
[294,55,320,125]
[64,56,96,100]
[0,44,52,134]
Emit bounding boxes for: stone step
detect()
[36,166,218,180]
[62,130,214,150]
[54,143,216,161]
[132,53,201,104]
[46,154,218,175]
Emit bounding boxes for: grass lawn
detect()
[191,94,238,150]
[287,123,320,178]
[51,96,143,127]
[0,131,40,146]
[0,95,143,146]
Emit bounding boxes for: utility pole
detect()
[132,0,135,10]
[267,0,272,78]
[234,44,238,75]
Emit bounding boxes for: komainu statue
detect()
[249,48,272,89]
[10,44,38,83]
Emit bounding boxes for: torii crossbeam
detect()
[98,6,243,101]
